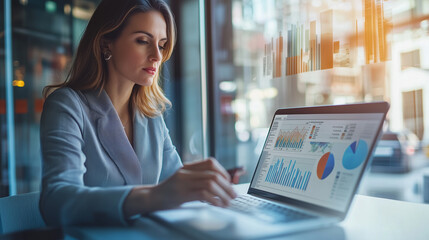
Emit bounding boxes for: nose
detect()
[149,44,162,62]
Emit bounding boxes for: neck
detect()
[104,78,134,120]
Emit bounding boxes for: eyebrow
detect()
[133,30,167,42]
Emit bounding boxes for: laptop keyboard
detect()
[227,195,318,223]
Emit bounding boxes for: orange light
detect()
[12,80,25,87]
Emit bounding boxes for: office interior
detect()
[0,0,429,235]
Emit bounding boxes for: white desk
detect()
[341,193,429,240]
[64,183,429,240]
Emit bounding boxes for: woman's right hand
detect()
[123,158,237,218]
[151,158,238,209]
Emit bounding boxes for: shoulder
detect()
[42,87,85,124]
[45,87,83,106]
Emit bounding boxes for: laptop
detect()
[147,102,390,239]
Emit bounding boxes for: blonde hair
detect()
[43,0,176,117]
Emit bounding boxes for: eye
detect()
[158,45,166,51]
[136,39,149,45]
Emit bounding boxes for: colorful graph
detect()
[317,152,335,180]
[342,140,368,170]
[265,159,312,191]
[262,0,391,78]
[274,127,308,149]
[309,142,333,153]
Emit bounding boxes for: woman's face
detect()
[107,11,167,87]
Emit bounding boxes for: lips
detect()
[143,67,156,75]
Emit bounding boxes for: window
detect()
[206,0,429,199]
[0,0,100,196]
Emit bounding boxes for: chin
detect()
[135,79,154,87]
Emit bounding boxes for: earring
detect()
[103,51,112,61]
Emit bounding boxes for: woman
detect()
[40,0,236,226]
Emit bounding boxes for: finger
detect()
[181,170,237,199]
[184,158,231,182]
[187,173,237,205]
[166,169,237,207]
[189,190,224,207]
[194,181,231,207]
[212,172,238,199]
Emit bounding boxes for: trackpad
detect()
[150,202,286,239]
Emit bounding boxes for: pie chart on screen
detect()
[317,152,335,180]
[342,140,368,170]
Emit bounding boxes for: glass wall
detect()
[0,0,100,196]
[207,0,429,203]
[165,0,204,163]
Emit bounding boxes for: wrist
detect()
[123,186,155,219]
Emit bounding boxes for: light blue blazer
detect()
[39,87,182,226]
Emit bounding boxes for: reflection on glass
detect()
[210,0,429,186]
[0,0,99,195]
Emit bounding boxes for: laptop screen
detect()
[250,112,385,212]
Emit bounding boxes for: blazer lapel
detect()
[133,111,148,164]
[84,90,142,185]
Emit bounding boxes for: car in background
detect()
[370,130,420,173]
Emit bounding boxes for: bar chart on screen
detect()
[264,158,313,191]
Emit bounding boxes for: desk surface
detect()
[65,183,429,240]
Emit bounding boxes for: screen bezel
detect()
[248,101,390,219]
